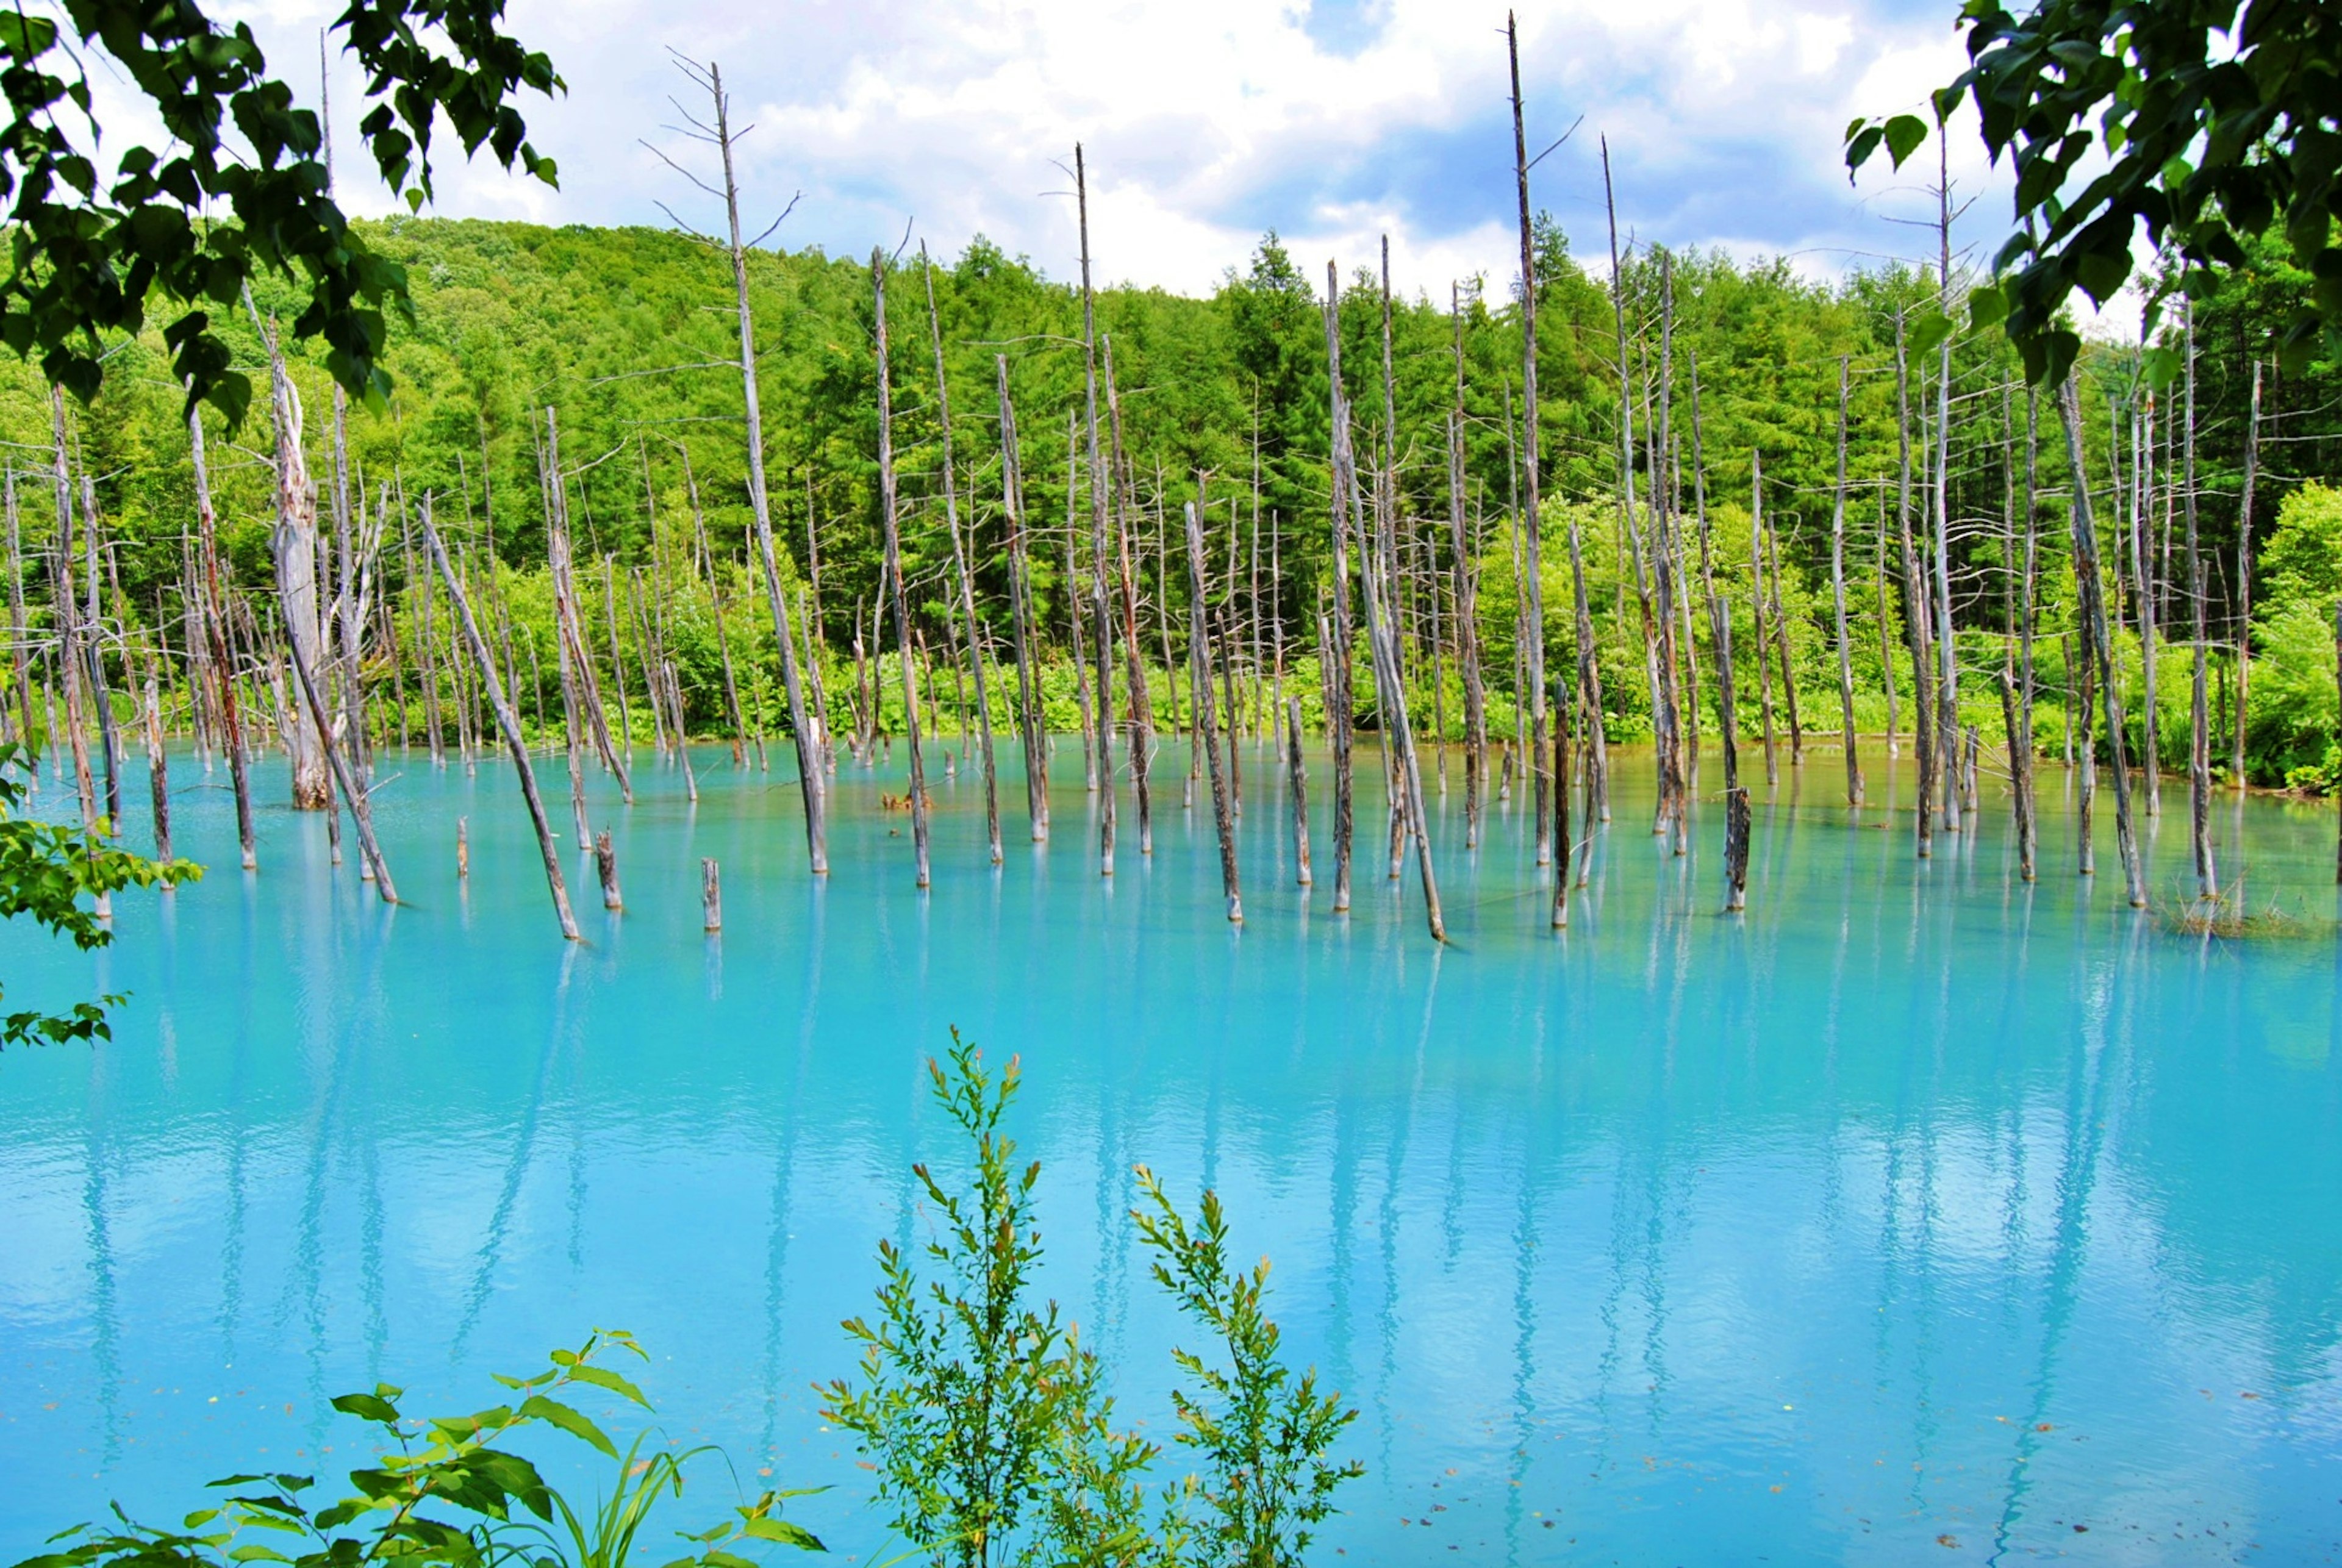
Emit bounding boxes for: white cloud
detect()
[68,0,2017,301]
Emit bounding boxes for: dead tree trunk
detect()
[1075,146,1117,876]
[922,249,1001,865]
[2059,380,2145,907]
[1509,19,1553,861]
[1446,288,1488,848]
[702,60,825,872]
[1184,500,1241,923]
[872,249,931,888]
[997,358,1048,840]
[188,398,256,868]
[1751,451,1779,786]
[1103,337,1154,856]
[423,499,581,939]
[2232,359,2261,787]
[1286,693,1311,886]
[2182,302,2216,899]
[248,314,331,809]
[1830,356,1863,806]
[1321,265,1361,914]
[1894,313,1937,857]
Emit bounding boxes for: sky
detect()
[165,0,2015,301]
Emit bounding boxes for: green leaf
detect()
[1967,283,2008,329]
[564,1364,650,1408]
[1883,114,1929,169]
[331,1393,401,1424]
[1907,309,1955,358]
[741,1517,825,1552]
[516,1395,617,1458]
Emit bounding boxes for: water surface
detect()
[2,739,2338,1565]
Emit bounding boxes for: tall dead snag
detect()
[1286,694,1311,886]
[1750,451,1779,786]
[1363,237,1446,941]
[1764,500,1802,765]
[1103,337,1155,856]
[2059,379,2145,907]
[540,416,593,849]
[872,249,930,889]
[1893,313,1937,856]
[1184,500,1241,923]
[1830,356,1863,806]
[1074,145,1117,875]
[188,396,256,868]
[997,357,1048,840]
[2130,389,2161,817]
[68,437,121,826]
[1320,264,1360,914]
[1447,284,1488,848]
[1689,356,1735,795]
[665,57,826,870]
[1649,252,1686,850]
[1998,388,2040,882]
[248,309,331,809]
[683,468,756,767]
[1509,17,1552,860]
[2232,359,2261,786]
[1930,135,1961,833]
[423,499,580,940]
[2,473,28,749]
[922,249,1001,865]
[2182,302,2216,900]
[546,412,631,800]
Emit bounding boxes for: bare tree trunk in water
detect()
[872,249,929,889]
[1830,356,1863,806]
[1184,501,1241,922]
[2182,301,2216,899]
[2060,380,2145,906]
[423,499,579,939]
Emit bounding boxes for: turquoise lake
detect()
[2,737,2339,1565]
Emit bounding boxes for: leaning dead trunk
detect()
[422,498,581,940]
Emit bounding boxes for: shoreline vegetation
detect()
[0,196,2333,940]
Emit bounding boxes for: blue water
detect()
[2,738,2340,1566]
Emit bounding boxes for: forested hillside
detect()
[4,210,2338,789]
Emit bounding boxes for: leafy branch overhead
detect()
[0,0,562,428]
[0,742,197,1049]
[1846,0,2342,387]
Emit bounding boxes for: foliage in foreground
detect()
[11,1330,822,1568]
[824,1033,1361,1568]
[0,742,198,1048]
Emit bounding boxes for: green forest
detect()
[6,207,2340,798]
